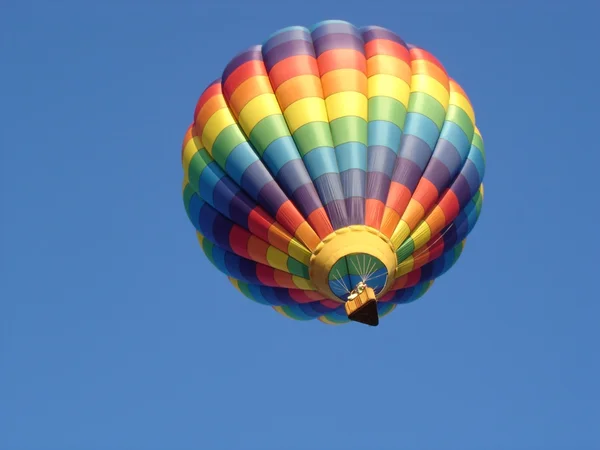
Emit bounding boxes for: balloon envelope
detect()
[181,20,485,325]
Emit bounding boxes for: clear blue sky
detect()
[2,0,599,449]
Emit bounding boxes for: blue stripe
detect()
[303,146,339,179]
[225,142,260,185]
[199,162,225,205]
[367,120,402,151]
[262,137,300,175]
[403,113,440,150]
[439,121,470,159]
[336,142,367,172]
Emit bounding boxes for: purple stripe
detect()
[461,160,481,195]
[212,177,239,211]
[258,181,288,214]
[228,192,255,227]
[312,34,365,57]
[345,197,365,225]
[291,183,322,216]
[422,158,451,193]
[211,210,234,247]
[263,29,311,54]
[263,40,316,72]
[450,174,472,209]
[368,145,397,178]
[241,161,273,199]
[366,171,391,203]
[433,139,462,177]
[341,169,366,198]
[442,222,459,248]
[277,159,313,194]
[311,22,361,40]
[222,46,263,83]
[391,158,422,191]
[238,257,260,283]
[314,173,345,204]
[360,26,407,46]
[324,198,349,230]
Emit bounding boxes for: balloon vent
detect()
[345,283,379,327]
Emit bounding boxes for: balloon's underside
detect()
[181,20,485,325]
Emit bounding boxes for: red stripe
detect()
[306,207,333,239]
[412,179,439,214]
[228,225,251,259]
[194,82,221,123]
[247,207,274,243]
[255,264,278,287]
[405,268,422,288]
[366,199,385,230]
[409,47,447,74]
[275,201,304,235]
[222,60,268,102]
[317,49,366,74]
[385,181,412,214]
[437,190,460,224]
[269,55,320,90]
[365,39,410,61]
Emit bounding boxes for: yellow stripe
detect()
[201,108,237,154]
[287,240,312,266]
[228,277,241,292]
[272,305,295,320]
[318,316,346,325]
[266,246,289,273]
[238,93,282,134]
[367,74,410,106]
[390,220,411,249]
[410,74,449,109]
[410,221,432,250]
[181,136,202,179]
[284,97,328,134]
[450,91,475,125]
[396,255,415,277]
[292,276,314,290]
[325,91,367,121]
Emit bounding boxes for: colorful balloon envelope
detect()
[181,20,485,326]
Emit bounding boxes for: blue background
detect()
[2,0,599,448]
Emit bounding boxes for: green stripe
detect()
[407,92,446,130]
[182,184,195,218]
[472,133,485,162]
[211,124,246,168]
[287,258,310,279]
[368,96,407,130]
[445,105,474,141]
[396,237,415,264]
[249,115,291,155]
[330,116,367,146]
[292,122,334,156]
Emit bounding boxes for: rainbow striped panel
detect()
[180,20,486,325]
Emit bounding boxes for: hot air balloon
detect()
[181,20,485,326]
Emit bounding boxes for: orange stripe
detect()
[381,207,400,237]
[273,270,295,288]
[366,55,411,80]
[275,75,323,110]
[306,207,333,239]
[194,82,221,120]
[223,60,267,99]
[385,182,412,214]
[195,94,227,137]
[411,60,449,91]
[365,199,385,229]
[317,49,366,74]
[401,199,425,230]
[321,70,367,97]
[228,76,273,115]
[275,201,304,235]
[409,48,447,74]
[266,224,294,254]
[412,178,439,213]
[294,221,320,252]
[449,78,469,101]
[425,207,446,236]
[269,55,320,90]
[247,235,269,265]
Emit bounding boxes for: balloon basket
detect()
[345,286,379,326]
